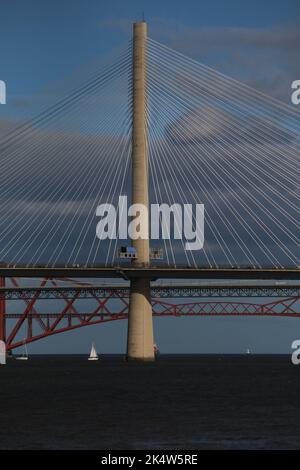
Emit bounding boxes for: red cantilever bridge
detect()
[1,264,300,351]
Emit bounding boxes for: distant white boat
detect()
[0,340,6,365]
[246,348,251,355]
[88,342,99,361]
[16,342,28,361]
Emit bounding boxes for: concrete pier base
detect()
[127,278,154,361]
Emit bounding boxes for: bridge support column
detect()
[0,277,6,344]
[127,278,154,361]
[126,21,154,361]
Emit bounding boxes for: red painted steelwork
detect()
[2,278,300,351]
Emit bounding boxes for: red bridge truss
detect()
[0,278,299,350]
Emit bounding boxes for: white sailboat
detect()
[0,340,6,365]
[88,342,99,361]
[16,341,28,361]
[246,348,251,355]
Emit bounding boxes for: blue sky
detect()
[0,0,299,104]
[1,0,300,354]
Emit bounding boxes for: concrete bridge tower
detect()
[126,21,155,361]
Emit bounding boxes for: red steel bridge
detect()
[1,275,300,351]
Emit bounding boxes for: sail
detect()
[89,343,98,359]
[0,340,6,365]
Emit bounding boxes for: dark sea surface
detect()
[0,355,300,450]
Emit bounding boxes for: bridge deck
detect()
[0,266,299,280]
[1,283,300,299]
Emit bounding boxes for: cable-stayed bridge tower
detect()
[127,22,154,361]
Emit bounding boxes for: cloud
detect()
[100,18,132,34]
[165,105,296,146]
[3,198,96,217]
[151,21,300,52]
[0,112,132,264]
[155,22,300,101]
[102,17,300,100]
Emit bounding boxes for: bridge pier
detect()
[126,21,154,361]
[127,278,154,361]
